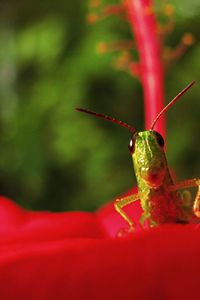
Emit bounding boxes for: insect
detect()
[76,81,200,231]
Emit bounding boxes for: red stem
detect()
[125,0,165,137]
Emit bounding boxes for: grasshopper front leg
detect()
[168,178,200,217]
[114,193,140,229]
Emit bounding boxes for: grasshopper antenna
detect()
[151,80,196,130]
[76,108,137,133]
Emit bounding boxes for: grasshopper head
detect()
[129,130,167,189]
[76,80,195,190]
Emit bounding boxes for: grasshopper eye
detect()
[128,136,136,154]
[154,131,165,147]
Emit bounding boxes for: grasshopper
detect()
[76,81,200,230]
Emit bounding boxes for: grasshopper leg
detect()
[139,212,157,228]
[114,193,140,229]
[168,178,200,218]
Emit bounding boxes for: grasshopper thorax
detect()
[129,130,167,189]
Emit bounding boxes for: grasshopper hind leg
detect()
[193,184,200,217]
[169,178,200,219]
[181,190,193,210]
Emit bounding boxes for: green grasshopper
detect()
[76,81,200,230]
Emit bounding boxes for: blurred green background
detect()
[0,0,199,212]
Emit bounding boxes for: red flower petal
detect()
[0,196,200,299]
[0,196,105,241]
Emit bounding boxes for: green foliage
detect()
[0,0,199,211]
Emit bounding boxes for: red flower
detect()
[0,195,200,300]
[0,1,196,299]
